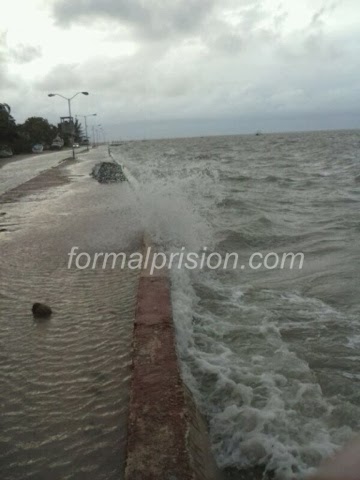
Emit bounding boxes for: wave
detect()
[264,175,280,183]
[225,175,253,183]
[111,135,360,479]
[263,175,295,184]
[171,270,355,479]
[109,149,219,251]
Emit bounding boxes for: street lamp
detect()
[95,124,102,146]
[48,91,89,158]
[99,127,106,144]
[99,126,106,144]
[75,113,97,151]
[91,126,99,146]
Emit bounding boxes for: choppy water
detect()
[112,130,360,479]
[1,131,359,480]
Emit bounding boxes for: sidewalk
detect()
[0,149,86,196]
[0,148,73,169]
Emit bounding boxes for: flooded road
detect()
[0,148,140,480]
[0,150,74,195]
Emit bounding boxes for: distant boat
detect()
[50,136,64,150]
[32,144,44,154]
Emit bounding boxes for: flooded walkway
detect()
[0,150,140,480]
[0,150,75,196]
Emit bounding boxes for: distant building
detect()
[58,116,75,146]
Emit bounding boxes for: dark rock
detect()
[0,228,7,232]
[32,303,52,319]
[91,161,127,184]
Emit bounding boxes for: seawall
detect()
[125,243,221,480]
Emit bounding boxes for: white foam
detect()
[108,144,358,479]
[347,335,360,349]
[108,147,219,250]
[171,268,354,479]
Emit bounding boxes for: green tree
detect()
[21,116,57,146]
[0,103,11,114]
[73,119,84,143]
[0,103,17,146]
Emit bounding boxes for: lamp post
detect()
[92,126,99,146]
[48,91,89,159]
[95,124,102,146]
[99,127,106,144]
[100,127,106,144]
[75,113,96,151]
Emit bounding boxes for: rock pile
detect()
[91,162,127,184]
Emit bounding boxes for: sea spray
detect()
[171,267,354,479]
[108,134,360,479]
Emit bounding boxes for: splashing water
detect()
[111,131,360,479]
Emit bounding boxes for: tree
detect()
[73,119,84,143]
[57,118,83,146]
[0,103,11,114]
[0,103,17,145]
[21,116,57,146]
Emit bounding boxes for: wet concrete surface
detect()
[0,149,140,480]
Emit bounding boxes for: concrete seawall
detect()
[125,246,221,480]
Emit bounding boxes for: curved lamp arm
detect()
[48,92,89,101]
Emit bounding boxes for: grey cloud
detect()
[310,2,339,29]
[5,0,360,139]
[35,47,200,102]
[202,2,282,55]
[33,26,360,128]
[277,2,343,61]
[9,44,42,64]
[0,31,6,60]
[36,63,83,91]
[53,0,280,59]
[0,32,15,88]
[0,32,39,90]
[53,0,217,40]
[210,32,244,54]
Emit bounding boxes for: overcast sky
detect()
[1,0,359,139]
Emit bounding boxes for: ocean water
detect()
[111,130,360,479]
[1,131,359,480]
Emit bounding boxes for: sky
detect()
[1,0,359,139]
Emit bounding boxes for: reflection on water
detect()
[0,149,140,480]
[0,151,71,196]
[0,267,138,480]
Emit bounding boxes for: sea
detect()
[1,130,359,479]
